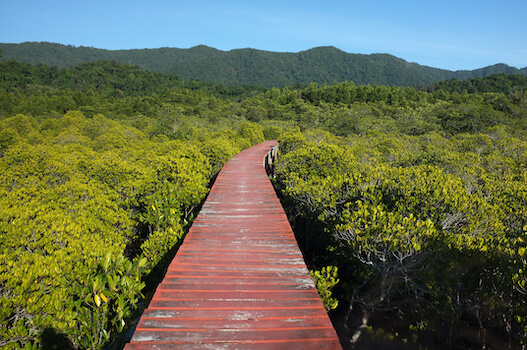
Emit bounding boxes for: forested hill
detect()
[1,42,526,88]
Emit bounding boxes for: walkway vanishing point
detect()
[125,140,341,349]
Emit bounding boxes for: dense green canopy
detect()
[1,59,526,349]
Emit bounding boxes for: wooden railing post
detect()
[264,144,279,177]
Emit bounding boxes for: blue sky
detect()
[1,0,526,71]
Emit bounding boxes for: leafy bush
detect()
[0,112,248,349]
[310,266,340,311]
[276,129,527,347]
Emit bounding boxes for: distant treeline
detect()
[1,60,527,138]
[0,59,266,99]
[2,59,526,98]
[1,42,526,87]
[428,73,527,95]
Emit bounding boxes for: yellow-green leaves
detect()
[0,111,240,349]
[137,256,148,269]
[100,292,108,304]
[310,266,340,311]
[94,293,101,308]
[276,129,527,346]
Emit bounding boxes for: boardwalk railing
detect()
[264,143,279,176]
[125,140,341,349]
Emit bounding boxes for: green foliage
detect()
[276,129,527,348]
[0,111,247,349]
[235,121,265,147]
[310,266,340,311]
[2,60,526,140]
[428,73,527,96]
[2,42,526,88]
[512,230,527,344]
[199,137,241,175]
[1,54,527,349]
[262,124,283,140]
[67,253,147,349]
[0,59,263,101]
[140,226,184,266]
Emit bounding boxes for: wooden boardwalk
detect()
[125,140,341,349]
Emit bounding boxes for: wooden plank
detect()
[125,141,341,349]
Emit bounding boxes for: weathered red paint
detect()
[125,141,341,349]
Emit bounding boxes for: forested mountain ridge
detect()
[1,41,526,88]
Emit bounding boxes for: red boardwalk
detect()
[125,141,341,349]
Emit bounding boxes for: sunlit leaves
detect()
[0,111,245,349]
[310,266,340,311]
[276,128,527,346]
